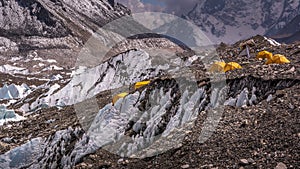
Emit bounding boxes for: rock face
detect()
[272,15,300,43]
[0,0,69,38]
[0,0,130,38]
[0,0,130,55]
[184,0,300,43]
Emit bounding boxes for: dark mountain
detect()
[184,0,300,44]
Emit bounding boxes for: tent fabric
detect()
[209,61,226,72]
[134,81,151,90]
[268,54,290,64]
[256,50,273,60]
[224,62,242,72]
[210,61,242,72]
[112,92,128,104]
[256,51,290,65]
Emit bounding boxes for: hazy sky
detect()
[115,0,199,16]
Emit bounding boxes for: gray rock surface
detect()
[0,0,130,56]
[184,0,300,43]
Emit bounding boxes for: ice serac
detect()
[88,81,206,158]
[31,49,191,109]
[0,83,31,100]
[0,105,26,125]
[0,127,83,169]
[184,0,300,43]
[0,77,208,167]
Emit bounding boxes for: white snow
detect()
[46,59,57,63]
[32,50,170,108]
[33,57,44,61]
[10,56,22,62]
[38,63,45,67]
[0,64,29,75]
[33,57,57,63]
[26,77,50,81]
[70,66,87,77]
[29,49,203,111]
[264,37,281,46]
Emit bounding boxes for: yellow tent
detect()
[257,51,290,65]
[267,54,290,64]
[209,61,226,72]
[112,92,128,104]
[134,80,151,90]
[256,50,273,60]
[224,62,242,72]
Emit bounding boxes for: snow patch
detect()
[33,57,57,63]
[46,59,57,63]
[0,64,29,75]
[264,37,281,46]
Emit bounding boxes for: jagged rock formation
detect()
[184,0,300,43]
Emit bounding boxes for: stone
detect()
[181,164,190,168]
[239,159,249,165]
[275,162,287,169]
[117,158,124,164]
[247,158,255,164]
[79,163,87,167]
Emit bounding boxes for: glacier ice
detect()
[0,105,26,125]
[30,49,193,110]
[0,83,31,100]
[84,80,206,158]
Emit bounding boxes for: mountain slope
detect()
[184,0,300,43]
[0,0,131,56]
[271,15,300,42]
